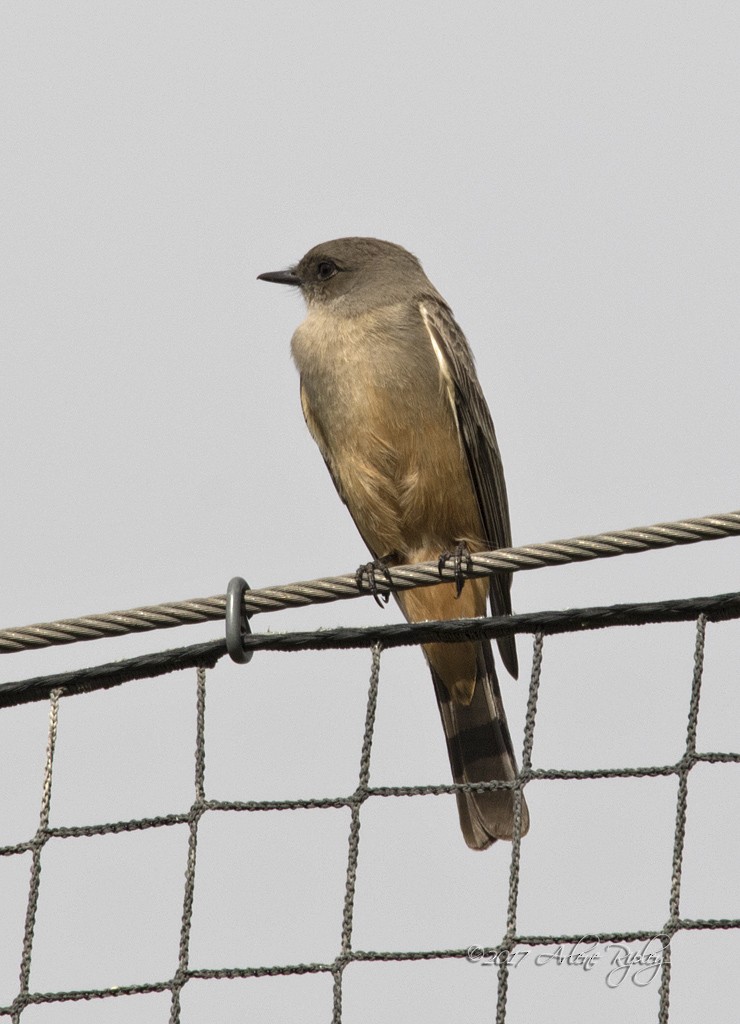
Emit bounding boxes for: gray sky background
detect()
[1,3,738,1022]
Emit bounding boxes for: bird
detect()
[258,237,528,849]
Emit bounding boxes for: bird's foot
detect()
[356,558,393,608]
[438,541,473,598]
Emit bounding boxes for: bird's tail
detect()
[430,639,529,850]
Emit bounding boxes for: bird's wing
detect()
[419,298,518,678]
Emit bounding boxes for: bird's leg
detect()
[438,541,474,598]
[355,557,393,608]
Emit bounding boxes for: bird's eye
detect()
[316,259,338,281]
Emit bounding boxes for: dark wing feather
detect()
[419,299,519,679]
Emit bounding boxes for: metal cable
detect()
[497,633,544,1022]
[658,615,707,1023]
[333,643,382,1024]
[169,666,207,1024]
[11,689,61,1023]
[1,509,738,656]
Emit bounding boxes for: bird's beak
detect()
[257,268,301,286]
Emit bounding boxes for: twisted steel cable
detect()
[1,509,738,656]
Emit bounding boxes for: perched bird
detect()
[259,237,528,848]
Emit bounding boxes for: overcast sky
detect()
[1,3,738,1022]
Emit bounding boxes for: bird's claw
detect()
[356,559,393,607]
[438,542,473,597]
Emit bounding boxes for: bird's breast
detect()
[291,305,483,558]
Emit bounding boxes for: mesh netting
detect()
[1,591,738,1022]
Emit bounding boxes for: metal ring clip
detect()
[225,576,253,664]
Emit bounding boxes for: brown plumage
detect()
[259,237,529,848]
